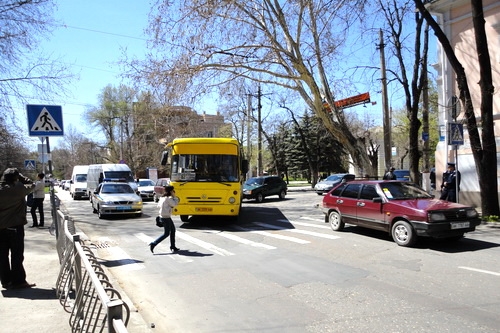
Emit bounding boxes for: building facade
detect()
[428,0,500,207]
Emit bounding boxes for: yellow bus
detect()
[161,138,248,222]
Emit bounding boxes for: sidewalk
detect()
[0,194,69,333]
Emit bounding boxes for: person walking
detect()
[149,185,180,253]
[0,168,36,289]
[383,167,397,180]
[441,163,461,202]
[30,173,45,228]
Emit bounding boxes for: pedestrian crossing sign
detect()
[448,122,464,145]
[27,105,64,137]
[24,159,36,170]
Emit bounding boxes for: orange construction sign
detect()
[334,92,371,109]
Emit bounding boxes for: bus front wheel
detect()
[180,215,189,222]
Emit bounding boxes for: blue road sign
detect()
[27,104,64,137]
[24,159,36,170]
[448,122,464,145]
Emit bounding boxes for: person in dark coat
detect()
[0,168,36,289]
[383,167,397,180]
[441,163,461,202]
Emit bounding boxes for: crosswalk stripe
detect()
[176,231,235,256]
[231,225,310,244]
[299,216,327,223]
[134,233,193,263]
[254,222,340,240]
[203,229,276,249]
[278,219,330,229]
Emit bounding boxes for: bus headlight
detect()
[228,197,236,204]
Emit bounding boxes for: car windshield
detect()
[138,180,155,187]
[245,177,264,186]
[101,184,134,194]
[380,182,432,200]
[324,175,343,182]
[171,154,239,182]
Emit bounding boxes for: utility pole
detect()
[378,29,392,172]
[257,85,263,176]
[246,93,252,179]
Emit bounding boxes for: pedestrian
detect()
[30,173,45,228]
[149,185,180,253]
[441,162,461,202]
[0,168,36,289]
[430,167,436,191]
[383,167,397,180]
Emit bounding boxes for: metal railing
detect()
[53,201,130,333]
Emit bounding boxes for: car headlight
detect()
[467,209,479,218]
[429,212,446,222]
[102,201,114,205]
[243,189,251,195]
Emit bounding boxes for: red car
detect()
[322,180,481,247]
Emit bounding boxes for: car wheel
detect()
[391,220,416,247]
[97,207,104,219]
[256,193,264,203]
[328,211,344,231]
[317,192,323,195]
[92,205,97,214]
[278,190,286,200]
[180,215,189,222]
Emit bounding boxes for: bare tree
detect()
[415,0,499,216]
[375,0,429,184]
[0,0,72,123]
[135,0,375,174]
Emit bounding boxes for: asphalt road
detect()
[57,189,500,333]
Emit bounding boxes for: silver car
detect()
[314,173,355,195]
[91,182,143,219]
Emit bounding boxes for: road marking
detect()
[254,222,340,239]
[231,225,310,244]
[176,231,235,256]
[459,266,500,276]
[135,233,193,263]
[105,246,146,271]
[300,216,326,223]
[203,229,276,249]
[278,219,330,229]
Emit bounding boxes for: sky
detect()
[19,1,436,150]
[23,1,151,148]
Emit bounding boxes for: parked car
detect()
[153,178,171,202]
[243,176,287,203]
[91,181,143,219]
[393,169,410,181]
[137,178,155,201]
[63,180,71,191]
[314,173,355,195]
[322,180,481,247]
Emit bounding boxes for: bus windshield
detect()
[171,154,238,182]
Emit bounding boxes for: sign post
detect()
[27,104,64,237]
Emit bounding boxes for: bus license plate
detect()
[451,222,469,229]
[195,207,213,212]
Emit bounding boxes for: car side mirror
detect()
[372,197,383,203]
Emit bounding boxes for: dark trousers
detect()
[0,225,26,287]
[152,218,176,248]
[30,198,44,226]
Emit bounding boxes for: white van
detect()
[69,165,89,200]
[87,164,137,199]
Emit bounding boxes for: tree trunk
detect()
[415,0,499,216]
